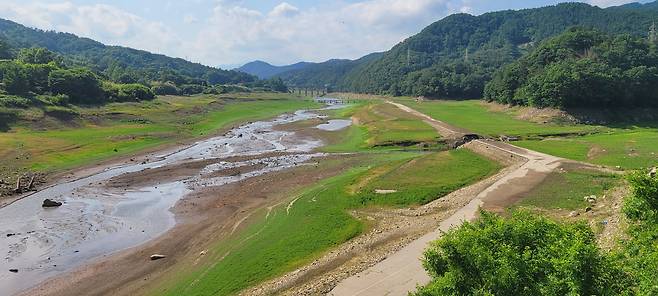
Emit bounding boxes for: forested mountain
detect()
[0,18,255,86]
[484,28,658,108]
[236,61,311,79]
[275,52,383,90]
[280,1,658,98]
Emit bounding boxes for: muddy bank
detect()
[1,108,331,295]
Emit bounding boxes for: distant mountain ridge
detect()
[0,18,255,85]
[236,61,311,79]
[277,1,658,97]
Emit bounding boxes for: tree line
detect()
[0,41,289,109]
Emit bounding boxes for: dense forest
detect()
[484,28,658,108]
[0,18,255,86]
[277,1,658,100]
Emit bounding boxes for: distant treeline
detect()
[0,43,288,109]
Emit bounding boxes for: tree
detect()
[48,68,105,104]
[0,38,12,60]
[415,211,630,296]
[0,61,29,95]
[16,47,61,65]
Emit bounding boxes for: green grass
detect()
[355,149,501,206]
[0,94,319,173]
[516,169,619,210]
[399,99,603,137]
[516,129,658,169]
[396,98,658,169]
[156,149,500,296]
[321,102,440,152]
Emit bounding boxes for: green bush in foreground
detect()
[415,211,631,296]
[621,171,658,295]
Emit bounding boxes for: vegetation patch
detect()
[415,211,631,296]
[399,99,602,137]
[516,168,619,210]
[355,150,500,207]
[516,129,658,169]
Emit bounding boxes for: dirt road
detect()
[327,102,564,296]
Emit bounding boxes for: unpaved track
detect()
[328,102,565,296]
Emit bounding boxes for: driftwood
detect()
[27,175,35,191]
[14,176,21,193]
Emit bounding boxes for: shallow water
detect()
[0,108,329,295]
[316,119,353,131]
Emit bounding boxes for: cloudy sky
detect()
[0,0,647,68]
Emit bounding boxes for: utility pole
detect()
[464,48,469,63]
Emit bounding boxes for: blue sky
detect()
[0,0,647,68]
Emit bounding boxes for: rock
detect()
[568,211,580,217]
[6,233,16,237]
[9,269,18,273]
[585,207,593,213]
[650,167,657,178]
[42,199,62,208]
[150,254,166,260]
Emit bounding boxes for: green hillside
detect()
[281,2,658,98]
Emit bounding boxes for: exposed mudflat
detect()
[1,107,334,295]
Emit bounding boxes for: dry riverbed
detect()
[1,105,351,296]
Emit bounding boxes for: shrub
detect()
[180,84,205,95]
[48,68,105,104]
[0,95,32,108]
[103,83,155,102]
[151,81,180,95]
[415,211,631,296]
[37,94,70,106]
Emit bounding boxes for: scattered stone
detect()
[42,199,62,208]
[150,254,166,260]
[6,233,16,237]
[9,269,18,273]
[585,206,593,213]
[568,211,580,218]
[583,195,597,203]
[650,167,657,178]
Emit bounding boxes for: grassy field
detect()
[155,148,499,296]
[395,98,658,169]
[354,149,500,206]
[516,169,620,210]
[398,99,604,137]
[0,93,318,174]
[321,101,441,152]
[515,130,658,169]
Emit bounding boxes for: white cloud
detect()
[585,0,636,8]
[0,1,180,58]
[269,2,300,18]
[186,0,463,65]
[1,0,636,67]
